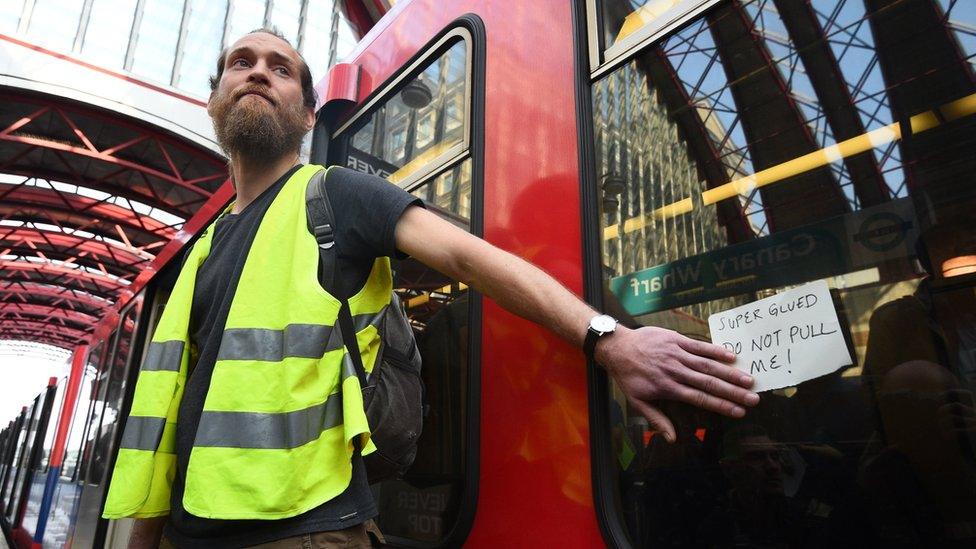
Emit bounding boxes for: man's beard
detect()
[210,86,308,163]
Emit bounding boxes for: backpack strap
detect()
[305,168,369,388]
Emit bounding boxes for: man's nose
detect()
[246,61,272,84]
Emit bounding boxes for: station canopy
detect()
[0,89,228,350]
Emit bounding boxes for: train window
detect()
[589,0,976,546]
[332,28,479,545]
[77,330,119,490]
[1,406,25,513]
[38,377,68,475]
[72,342,106,482]
[337,34,470,189]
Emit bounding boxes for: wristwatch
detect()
[584,314,618,362]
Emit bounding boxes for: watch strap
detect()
[583,327,600,362]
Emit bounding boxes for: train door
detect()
[312,17,484,547]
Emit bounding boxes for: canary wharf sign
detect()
[610,199,917,316]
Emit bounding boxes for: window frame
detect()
[72,341,107,482]
[587,0,720,79]
[331,26,475,193]
[317,15,486,548]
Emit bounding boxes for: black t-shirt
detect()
[163,165,422,548]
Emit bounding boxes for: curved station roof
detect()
[0,37,229,350]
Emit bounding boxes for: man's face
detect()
[723,435,785,497]
[208,32,314,162]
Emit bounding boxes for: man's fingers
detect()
[630,398,676,443]
[673,385,746,418]
[677,336,736,362]
[679,369,759,407]
[688,355,754,388]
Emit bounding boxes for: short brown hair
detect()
[209,27,317,110]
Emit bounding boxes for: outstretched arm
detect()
[395,206,758,441]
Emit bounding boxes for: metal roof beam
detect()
[772,0,890,207]
[707,0,849,231]
[0,262,126,295]
[0,228,148,275]
[0,303,99,328]
[865,0,976,214]
[0,181,179,234]
[0,282,107,314]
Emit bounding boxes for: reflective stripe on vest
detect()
[104,165,390,520]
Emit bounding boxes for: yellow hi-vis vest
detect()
[103,165,388,520]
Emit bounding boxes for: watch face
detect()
[591,314,617,333]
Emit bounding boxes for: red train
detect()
[3,0,976,547]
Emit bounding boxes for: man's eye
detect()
[275,67,290,76]
[232,58,250,68]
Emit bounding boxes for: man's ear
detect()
[304,106,315,131]
[207,91,216,116]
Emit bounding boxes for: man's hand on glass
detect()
[595,325,760,442]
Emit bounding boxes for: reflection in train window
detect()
[72,342,105,483]
[341,38,469,188]
[19,377,69,534]
[595,0,712,65]
[591,0,976,546]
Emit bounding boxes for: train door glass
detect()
[591,0,716,68]
[72,342,106,483]
[37,378,68,476]
[0,424,15,503]
[66,331,118,546]
[588,0,976,547]
[328,30,477,545]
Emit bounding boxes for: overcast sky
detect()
[0,347,71,423]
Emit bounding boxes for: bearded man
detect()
[107,28,758,548]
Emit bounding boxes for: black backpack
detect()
[305,166,424,482]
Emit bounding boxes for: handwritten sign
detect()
[708,280,852,392]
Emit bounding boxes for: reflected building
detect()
[346,41,472,222]
[594,62,740,325]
